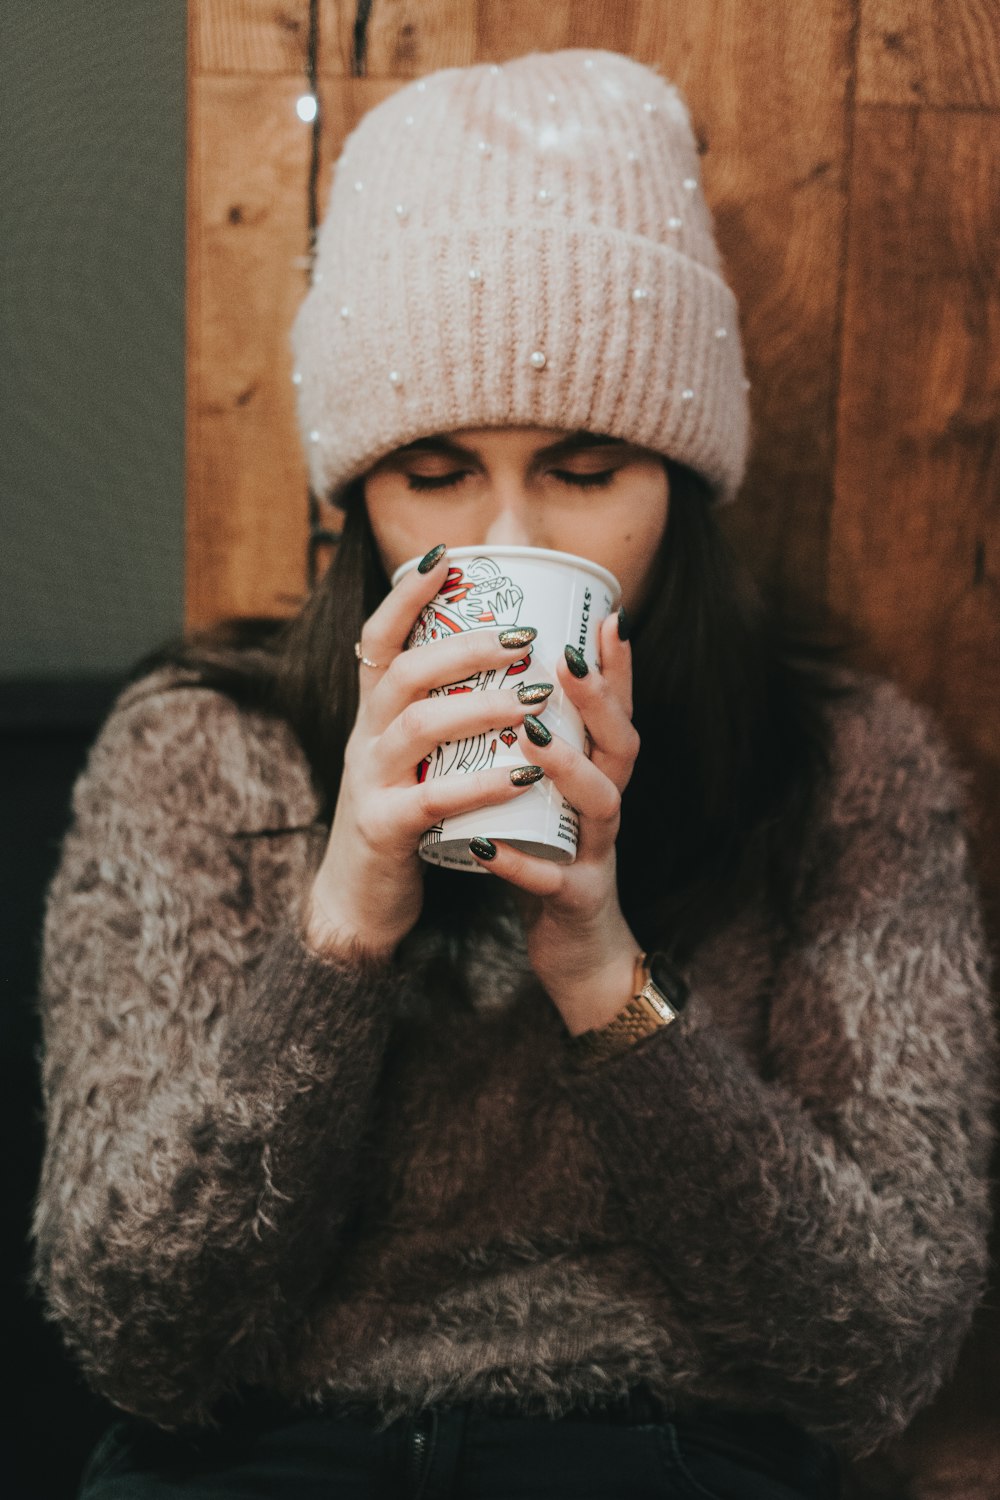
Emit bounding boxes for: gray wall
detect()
[1,3,186,679]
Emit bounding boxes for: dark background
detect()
[3,684,125,1500]
[2,4,185,1495]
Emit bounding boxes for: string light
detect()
[296,93,318,123]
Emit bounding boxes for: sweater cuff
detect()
[562,991,776,1208]
[566,988,714,1072]
[221,924,393,1059]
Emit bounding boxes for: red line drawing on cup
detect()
[411,558,532,783]
[412,557,526,648]
[461,557,525,629]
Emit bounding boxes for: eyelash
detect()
[406,469,618,492]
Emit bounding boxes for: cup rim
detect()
[391,544,622,602]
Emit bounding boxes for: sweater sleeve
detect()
[567,680,997,1458]
[31,680,393,1428]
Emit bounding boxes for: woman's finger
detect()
[553,641,640,795]
[514,721,622,864]
[374,687,546,784]
[364,625,540,738]
[597,609,634,719]
[354,542,450,692]
[356,761,547,853]
[464,833,617,903]
[466,836,567,898]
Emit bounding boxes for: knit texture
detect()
[291,51,750,506]
[31,668,996,1462]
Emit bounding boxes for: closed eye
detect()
[407,468,617,492]
[551,468,614,486]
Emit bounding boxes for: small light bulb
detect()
[296,94,318,123]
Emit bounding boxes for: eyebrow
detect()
[393,431,629,467]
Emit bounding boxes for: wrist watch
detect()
[570,951,690,1069]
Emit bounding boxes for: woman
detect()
[33,50,995,1500]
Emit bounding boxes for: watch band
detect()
[570,951,690,1069]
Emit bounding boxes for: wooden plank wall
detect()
[187,4,1000,1495]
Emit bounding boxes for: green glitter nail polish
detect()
[499,627,537,649]
[417,543,447,574]
[516,681,554,705]
[523,714,552,747]
[564,644,589,678]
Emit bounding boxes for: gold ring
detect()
[354,641,384,669]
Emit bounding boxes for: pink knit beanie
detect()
[291,50,751,506]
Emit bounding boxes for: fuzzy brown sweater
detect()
[31,667,997,1461]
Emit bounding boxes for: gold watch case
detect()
[570,951,689,1068]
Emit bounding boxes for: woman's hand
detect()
[468,611,642,1036]
[304,547,548,961]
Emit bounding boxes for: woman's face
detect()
[363,427,670,614]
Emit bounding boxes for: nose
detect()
[481,477,535,547]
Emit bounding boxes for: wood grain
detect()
[477,0,639,57]
[320,0,477,77]
[832,105,1000,783]
[195,0,310,74]
[186,74,313,626]
[627,0,857,614]
[858,0,1000,108]
[833,109,1000,1495]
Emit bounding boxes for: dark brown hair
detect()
[130,460,853,964]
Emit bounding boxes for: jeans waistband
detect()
[469,1387,840,1492]
[224,1386,840,1494]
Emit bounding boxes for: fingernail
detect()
[469,836,497,861]
[564,644,589,678]
[523,714,552,747]
[516,681,554,706]
[417,542,447,574]
[617,606,630,642]
[510,764,544,786]
[499,626,537,649]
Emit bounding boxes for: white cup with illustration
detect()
[390,545,622,872]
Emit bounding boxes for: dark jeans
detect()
[78,1391,842,1499]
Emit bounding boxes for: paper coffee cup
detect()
[391,545,621,872]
